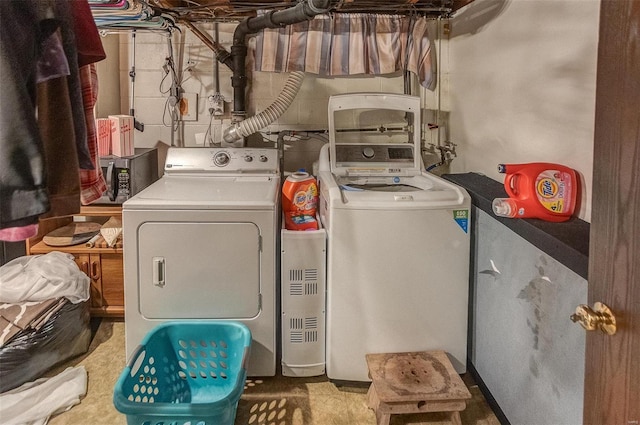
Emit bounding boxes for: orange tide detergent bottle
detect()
[492,163,578,222]
[282,170,319,230]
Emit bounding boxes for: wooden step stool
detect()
[366,351,472,425]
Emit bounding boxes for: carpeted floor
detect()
[47,320,500,425]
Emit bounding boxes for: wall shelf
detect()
[443,172,590,280]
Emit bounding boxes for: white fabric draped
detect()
[0,366,87,425]
[0,252,90,304]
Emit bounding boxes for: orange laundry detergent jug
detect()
[492,162,578,222]
[282,170,319,230]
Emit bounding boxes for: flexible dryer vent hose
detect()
[223,71,305,144]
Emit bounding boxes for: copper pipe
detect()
[181,20,234,70]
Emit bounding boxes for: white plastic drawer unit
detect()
[137,221,261,319]
[280,225,327,377]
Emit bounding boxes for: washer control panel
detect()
[165,148,278,174]
[335,144,414,163]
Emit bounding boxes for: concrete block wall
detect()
[97,21,439,171]
[95,21,446,173]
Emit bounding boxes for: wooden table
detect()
[366,351,472,425]
[26,206,124,318]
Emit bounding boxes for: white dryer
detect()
[318,93,471,381]
[123,147,279,376]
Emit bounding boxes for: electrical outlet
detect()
[179,92,198,121]
[212,99,224,116]
[208,93,225,116]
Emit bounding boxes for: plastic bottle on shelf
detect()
[492,162,578,222]
[282,170,319,230]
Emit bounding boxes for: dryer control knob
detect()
[244,155,253,162]
[259,155,268,162]
[214,151,230,167]
[362,147,375,159]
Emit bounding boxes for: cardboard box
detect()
[96,118,111,156]
[109,115,134,157]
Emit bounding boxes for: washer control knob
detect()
[363,147,375,159]
[259,155,268,163]
[244,155,253,162]
[214,151,230,167]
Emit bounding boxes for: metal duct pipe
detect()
[223,71,305,145]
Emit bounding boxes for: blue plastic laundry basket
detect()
[113,321,251,425]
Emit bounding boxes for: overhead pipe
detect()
[222,0,330,144]
[182,20,234,71]
[230,0,330,118]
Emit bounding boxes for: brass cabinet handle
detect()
[570,302,617,335]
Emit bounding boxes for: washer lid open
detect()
[328,93,422,177]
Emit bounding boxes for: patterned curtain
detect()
[253,13,434,88]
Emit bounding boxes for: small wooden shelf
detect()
[28,239,122,255]
[26,206,124,318]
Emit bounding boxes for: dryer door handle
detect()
[153,257,166,287]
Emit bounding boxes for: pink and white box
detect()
[109,115,134,157]
[96,118,111,156]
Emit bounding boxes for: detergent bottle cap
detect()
[492,198,518,218]
[287,170,311,181]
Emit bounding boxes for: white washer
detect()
[123,147,280,376]
[318,93,471,381]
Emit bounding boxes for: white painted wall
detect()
[447,0,600,222]
[96,0,599,221]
